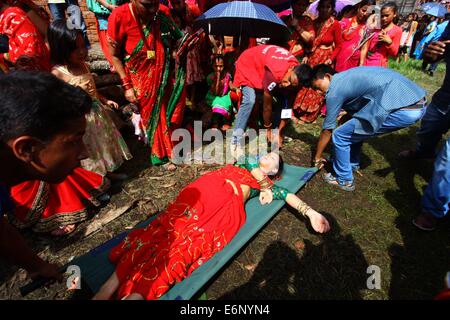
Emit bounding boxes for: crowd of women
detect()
[0,0,449,300]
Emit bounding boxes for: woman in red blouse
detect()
[293,0,342,123]
[286,0,315,60]
[334,0,372,72]
[360,2,402,67]
[0,0,51,71]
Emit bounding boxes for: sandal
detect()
[412,212,438,231]
[323,173,355,192]
[51,224,77,237]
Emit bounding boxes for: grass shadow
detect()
[218,215,369,299]
[367,129,450,299]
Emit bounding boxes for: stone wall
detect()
[34,0,99,44]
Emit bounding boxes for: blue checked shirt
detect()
[322,67,426,135]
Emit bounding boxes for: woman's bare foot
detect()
[51,224,76,236]
[93,272,120,300]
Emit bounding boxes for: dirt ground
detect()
[2,114,450,300]
[0,57,448,300]
[0,123,331,300]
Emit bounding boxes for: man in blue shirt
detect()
[0,72,91,283]
[399,22,450,231]
[310,65,427,191]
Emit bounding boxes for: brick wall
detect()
[34,0,99,44]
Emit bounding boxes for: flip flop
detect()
[323,173,355,192]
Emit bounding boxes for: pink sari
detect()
[364,24,402,67]
[335,17,366,72]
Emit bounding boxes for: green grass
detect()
[206,60,449,300]
[389,59,446,97]
[290,60,450,299]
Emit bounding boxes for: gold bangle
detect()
[296,201,311,217]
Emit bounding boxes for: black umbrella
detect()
[194,0,289,38]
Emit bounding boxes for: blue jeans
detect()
[416,101,450,157]
[422,137,450,218]
[48,0,91,48]
[332,107,426,184]
[232,86,256,144]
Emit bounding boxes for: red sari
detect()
[108,4,185,165]
[110,165,261,299]
[335,17,366,72]
[294,17,342,123]
[0,6,50,71]
[288,15,315,59]
[8,168,109,233]
[364,25,402,67]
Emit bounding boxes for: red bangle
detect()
[121,75,131,85]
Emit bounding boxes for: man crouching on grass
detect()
[0,72,91,282]
[308,64,427,192]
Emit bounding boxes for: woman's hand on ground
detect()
[308,210,330,233]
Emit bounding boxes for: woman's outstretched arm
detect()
[285,193,330,233]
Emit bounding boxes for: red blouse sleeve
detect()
[0,8,40,62]
[386,26,402,58]
[301,16,315,44]
[107,8,124,47]
[331,20,343,61]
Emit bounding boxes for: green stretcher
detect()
[66,164,317,300]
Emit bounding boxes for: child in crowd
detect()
[171,0,204,107]
[360,2,402,67]
[205,55,235,131]
[48,20,132,179]
[397,13,418,63]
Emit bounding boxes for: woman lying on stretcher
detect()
[93,153,330,300]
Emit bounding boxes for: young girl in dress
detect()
[205,55,234,131]
[360,2,402,67]
[48,20,132,180]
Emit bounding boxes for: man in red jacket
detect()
[231,44,308,150]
